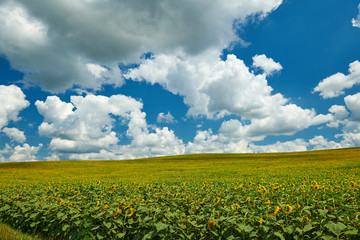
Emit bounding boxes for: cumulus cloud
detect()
[2,127,26,143]
[322,93,360,149]
[352,4,360,28]
[313,60,360,99]
[126,53,286,118]
[344,93,360,121]
[127,53,331,138]
[0,0,282,92]
[308,135,342,150]
[0,143,42,162]
[157,112,177,124]
[185,129,251,154]
[35,94,185,160]
[35,94,143,153]
[0,85,29,129]
[250,139,307,153]
[252,54,282,76]
[327,105,349,128]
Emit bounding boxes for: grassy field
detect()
[0,148,359,239]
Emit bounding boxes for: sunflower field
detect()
[0,148,359,239]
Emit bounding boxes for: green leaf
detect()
[283,226,293,234]
[62,224,70,231]
[274,232,285,240]
[91,225,100,231]
[96,233,105,240]
[155,222,168,231]
[345,229,358,235]
[325,222,347,236]
[237,223,253,233]
[74,220,82,226]
[103,221,112,229]
[117,232,126,238]
[318,209,328,216]
[57,212,64,218]
[142,231,158,239]
[303,224,313,233]
[321,235,333,240]
[0,205,10,212]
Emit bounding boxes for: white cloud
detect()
[344,93,360,121]
[68,150,120,161]
[327,105,349,128]
[308,135,342,150]
[2,127,26,143]
[157,112,177,124]
[0,143,42,162]
[0,0,282,92]
[250,139,308,153]
[352,4,360,28]
[35,94,142,153]
[126,53,287,119]
[185,129,251,154]
[0,85,29,129]
[118,127,185,160]
[252,54,282,76]
[313,60,360,99]
[127,53,331,139]
[35,94,185,160]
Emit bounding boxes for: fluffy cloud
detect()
[218,105,331,141]
[344,93,360,121]
[185,129,251,154]
[126,53,287,119]
[0,143,42,162]
[117,127,185,160]
[35,94,185,160]
[0,0,282,92]
[127,53,331,138]
[0,85,29,129]
[327,105,349,128]
[252,54,282,76]
[313,60,360,99]
[250,139,307,153]
[2,127,26,143]
[35,94,142,153]
[157,112,177,124]
[352,4,360,28]
[308,136,342,150]
[323,92,360,148]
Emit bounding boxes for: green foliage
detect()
[0,148,360,239]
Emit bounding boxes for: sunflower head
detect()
[282,204,293,214]
[208,219,215,228]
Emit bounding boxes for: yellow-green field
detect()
[0,148,360,239]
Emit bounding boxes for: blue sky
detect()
[1,0,360,161]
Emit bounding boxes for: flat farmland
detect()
[0,148,359,239]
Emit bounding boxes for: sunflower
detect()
[269,206,281,216]
[208,219,215,228]
[113,208,122,216]
[231,203,241,210]
[126,208,134,217]
[282,204,293,214]
[356,212,360,221]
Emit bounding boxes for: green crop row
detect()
[0,177,359,239]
